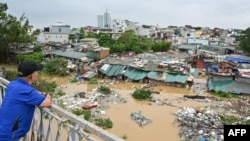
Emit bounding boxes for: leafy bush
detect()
[70,77,78,83]
[95,118,113,129]
[99,86,111,95]
[72,109,91,121]
[55,90,65,97]
[5,70,17,81]
[33,79,57,94]
[43,58,69,76]
[132,88,152,100]
[89,78,98,84]
[17,52,44,64]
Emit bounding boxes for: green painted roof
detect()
[106,65,126,77]
[100,64,126,77]
[165,73,188,84]
[124,67,148,81]
[147,71,158,79]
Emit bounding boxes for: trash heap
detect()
[175,107,224,141]
[130,111,152,127]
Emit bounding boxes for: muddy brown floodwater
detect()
[43,74,208,141]
[0,66,209,141]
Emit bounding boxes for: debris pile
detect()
[175,97,250,141]
[130,111,152,127]
[175,107,224,141]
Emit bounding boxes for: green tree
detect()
[98,34,115,47]
[140,37,153,52]
[43,58,69,76]
[117,30,141,53]
[17,52,44,64]
[110,43,125,53]
[85,32,98,38]
[239,28,250,53]
[79,27,85,39]
[0,3,33,63]
[152,41,171,52]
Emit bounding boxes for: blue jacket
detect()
[0,78,45,140]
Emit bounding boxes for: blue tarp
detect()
[225,55,250,63]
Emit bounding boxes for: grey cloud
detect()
[2,0,250,29]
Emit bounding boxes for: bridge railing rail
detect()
[0,77,124,141]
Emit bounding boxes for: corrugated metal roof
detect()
[165,73,188,84]
[50,50,87,59]
[106,65,126,76]
[147,71,158,79]
[82,71,97,79]
[124,67,148,81]
[100,64,112,74]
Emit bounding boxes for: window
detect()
[58,28,62,32]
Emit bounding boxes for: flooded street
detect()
[52,77,209,141]
[103,89,209,141]
[0,65,209,141]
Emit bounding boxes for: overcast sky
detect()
[2,0,250,29]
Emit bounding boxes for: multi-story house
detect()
[37,23,70,43]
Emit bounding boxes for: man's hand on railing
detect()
[39,93,52,108]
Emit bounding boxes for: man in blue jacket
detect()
[0,61,52,141]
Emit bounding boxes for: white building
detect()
[37,23,71,43]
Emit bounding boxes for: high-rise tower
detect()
[103,10,111,28]
[97,14,104,28]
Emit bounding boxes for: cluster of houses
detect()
[10,22,250,95]
[35,40,250,95]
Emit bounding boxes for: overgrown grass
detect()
[94,118,113,129]
[72,109,91,121]
[99,86,111,95]
[89,78,98,84]
[69,77,78,83]
[210,90,239,98]
[219,114,250,125]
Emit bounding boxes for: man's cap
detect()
[18,61,44,77]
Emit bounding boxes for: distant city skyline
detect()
[2,0,250,29]
[97,10,111,28]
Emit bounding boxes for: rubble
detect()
[130,111,152,127]
[175,107,224,141]
[174,97,250,141]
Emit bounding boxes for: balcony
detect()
[0,77,124,141]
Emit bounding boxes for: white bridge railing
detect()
[0,77,124,141]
